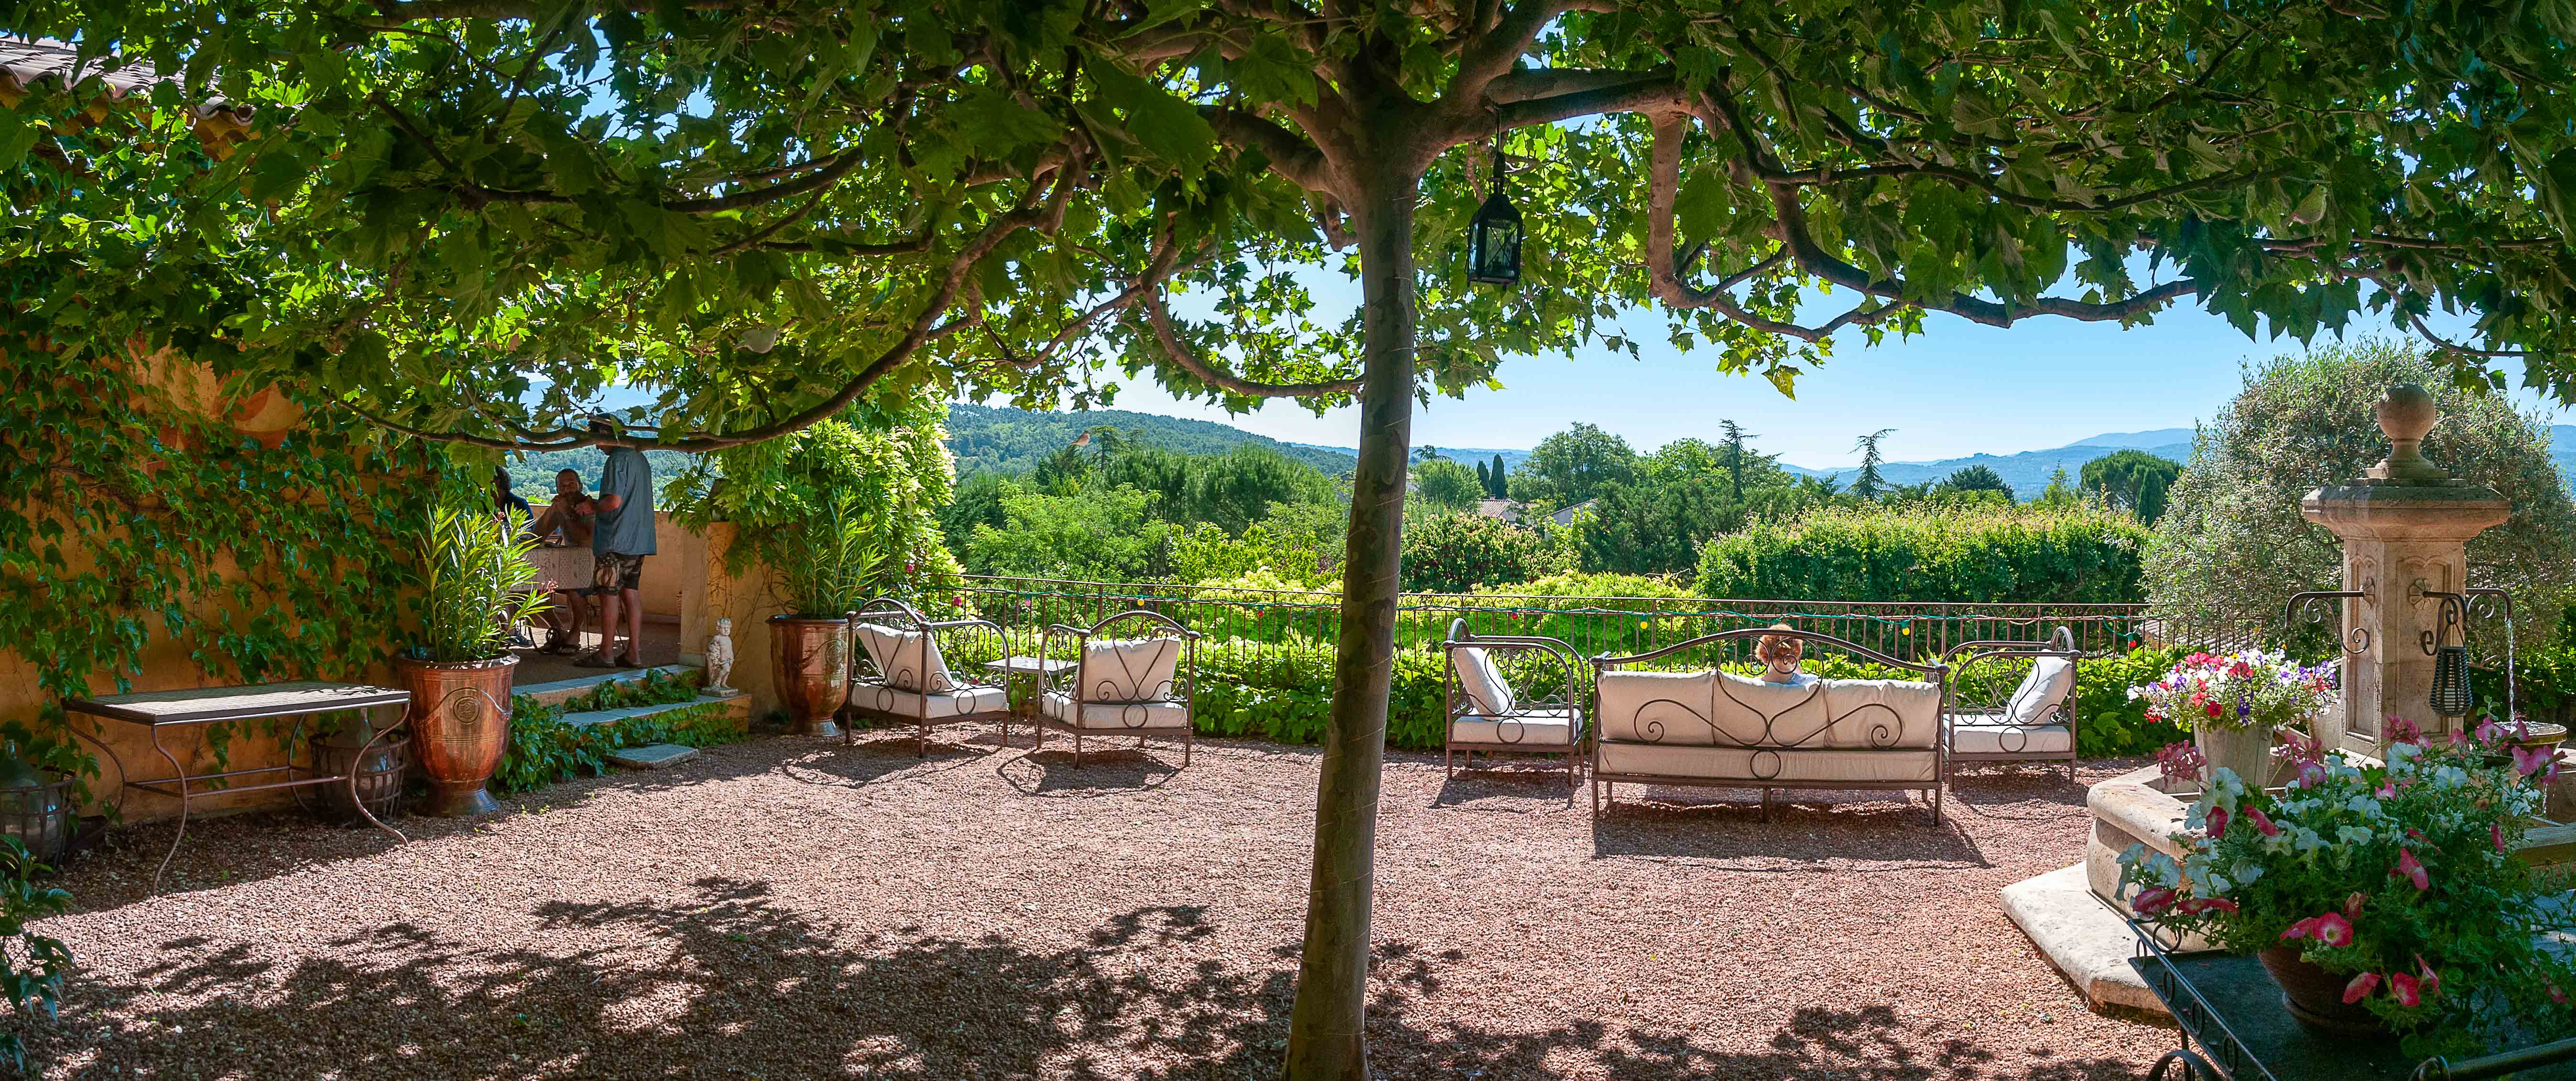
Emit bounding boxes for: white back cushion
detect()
[1596,670,1717,745]
[1711,671,1834,746]
[1078,637,1182,702]
[2006,655,2076,725]
[853,624,955,693]
[1817,678,1943,748]
[1450,647,1517,715]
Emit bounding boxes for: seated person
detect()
[527,469,597,654]
[1755,623,1815,686]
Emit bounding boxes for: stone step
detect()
[2001,863,2163,1015]
[517,665,701,709]
[607,743,699,771]
[555,693,747,731]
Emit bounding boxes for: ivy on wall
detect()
[0,347,440,775]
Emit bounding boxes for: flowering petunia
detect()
[2177,896,2238,916]
[2131,886,2177,916]
[2393,848,2428,891]
[2243,806,2282,837]
[2413,955,2440,1000]
[2391,972,2422,1007]
[2344,891,2368,918]
[2206,805,2230,840]
[2514,744,2557,779]
[2313,912,2354,947]
[2495,823,2510,853]
[2343,972,2381,1004]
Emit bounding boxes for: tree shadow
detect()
[1429,767,1583,813]
[996,748,1183,796]
[1945,767,2095,822]
[1589,787,1990,869]
[38,879,2146,1080]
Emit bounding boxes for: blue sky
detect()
[1075,297,2569,470]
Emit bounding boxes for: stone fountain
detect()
[2001,384,2573,1014]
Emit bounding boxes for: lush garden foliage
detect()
[492,671,747,796]
[1693,504,2152,604]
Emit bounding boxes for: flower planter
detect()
[770,615,849,738]
[397,654,517,817]
[2255,946,2385,1037]
[2195,723,2275,788]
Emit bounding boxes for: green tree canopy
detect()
[2081,448,2185,525]
[1514,422,1640,506]
[1938,464,2014,495]
[1410,457,1483,512]
[22,3,2576,1074]
[2146,339,2576,650]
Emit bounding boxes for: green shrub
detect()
[492,677,747,795]
[1693,503,2150,603]
[1400,513,1571,593]
[2070,645,2189,757]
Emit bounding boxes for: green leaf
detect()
[1083,60,1217,176]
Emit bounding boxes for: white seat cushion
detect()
[1595,670,1717,745]
[850,682,1005,720]
[1710,671,1828,746]
[1597,743,1939,785]
[1040,691,1190,731]
[852,625,956,692]
[1076,638,1183,702]
[1950,712,2073,754]
[1450,647,1517,716]
[1450,706,1578,747]
[1817,678,1944,749]
[2005,656,2076,726]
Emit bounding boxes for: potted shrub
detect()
[2118,723,2575,1057]
[770,491,880,738]
[399,502,548,816]
[2128,649,2335,786]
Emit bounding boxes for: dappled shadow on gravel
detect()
[38,878,2144,1081]
[997,748,1184,796]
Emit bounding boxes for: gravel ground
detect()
[27,732,2172,1080]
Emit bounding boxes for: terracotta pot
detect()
[2256,946,2386,1037]
[397,655,517,817]
[2195,724,2275,789]
[770,616,849,738]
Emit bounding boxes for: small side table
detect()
[983,656,1075,737]
[65,681,412,892]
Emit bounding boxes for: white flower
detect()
[2291,827,2329,853]
[2337,825,2376,846]
[2230,861,2267,886]
[2344,795,2384,819]
[2432,765,2468,790]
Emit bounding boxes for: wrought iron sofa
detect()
[844,597,1014,755]
[1589,628,1951,826]
[1036,610,1200,767]
[1942,626,2081,780]
[1441,617,1586,785]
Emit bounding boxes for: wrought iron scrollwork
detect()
[2284,589,2371,656]
[2415,587,2518,721]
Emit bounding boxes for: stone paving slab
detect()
[2001,862,2164,1015]
[606,743,699,770]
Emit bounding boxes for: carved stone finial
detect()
[2366,383,2451,484]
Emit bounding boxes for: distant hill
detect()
[946,402,1358,476]
[1289,441,1531,474]
[1782,439,2198,498]
[2071,428,2195,450]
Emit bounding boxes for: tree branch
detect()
[1205,106,1333,193]
[1137,292,1364,398]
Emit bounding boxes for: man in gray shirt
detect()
[576,418,657,668]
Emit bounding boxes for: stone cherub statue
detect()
[704,617,738,696]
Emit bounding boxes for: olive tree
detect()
[17,3,2576,1076]
[2146,339,2576,650]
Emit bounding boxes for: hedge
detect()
[1692,504,2150,604]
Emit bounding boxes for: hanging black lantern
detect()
[2430,643,2474,717]
[1467,143,1522,286]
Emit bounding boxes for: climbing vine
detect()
[0,345,443,774]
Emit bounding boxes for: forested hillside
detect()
[948,403,1358,476]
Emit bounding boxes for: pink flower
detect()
[2393,848,2428,891]
[2344,891,2368,918]
[2313,912,2353,947]
[2280,912,2354,947]
[2548,977,2568,1006]
[2244,806,2282,837]
[2391,971,2422,1007]
[2475,719,2504,745]
[2131,887,2178,916]
[2178,896,2238,916]
[2513,744,2557,779]
[2344,972,2381,1004]
[2413,954,2440,1000]
[2206,805,2230,840]
[2495,824,2509,853]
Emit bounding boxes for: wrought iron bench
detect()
[1589,628,1951,826]
[845,597,1014,755]
[1036,610,1200,767]
[1942,626,2082,781]
[1441,617,1586,786]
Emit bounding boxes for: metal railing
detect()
[939,575,2196,663]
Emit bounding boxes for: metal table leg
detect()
[347,703,407,842]
[147,727,188,894]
